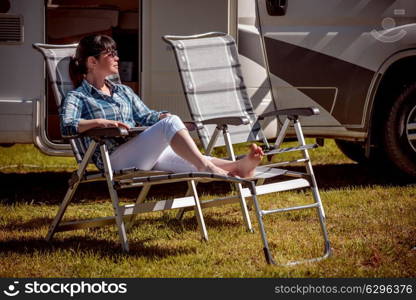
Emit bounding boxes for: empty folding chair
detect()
[33,42,254,252]
[163,32,331,264]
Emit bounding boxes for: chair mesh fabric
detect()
[34,44,83,162]
[168,35,264,150]
[35,45,78,106]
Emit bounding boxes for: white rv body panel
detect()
[0,0,44,144]
[255,0,416,133]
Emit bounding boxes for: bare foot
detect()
[232,144,264,178]
[198,160,230,176]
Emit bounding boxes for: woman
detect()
[61,34,263,177]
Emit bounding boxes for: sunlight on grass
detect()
[0,144,96,173]
[0,186,415,277]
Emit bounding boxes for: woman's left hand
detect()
[159,113,172,120]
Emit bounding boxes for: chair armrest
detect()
[258,107,320,120]
[127,127,148,136]
[64,127,148,140]
[81,127,129,138]
[183,120,204,131]
[201,116,250,126]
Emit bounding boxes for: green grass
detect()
[0,140,415,277]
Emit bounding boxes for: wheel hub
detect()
[406,105,416,152]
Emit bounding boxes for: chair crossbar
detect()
[284,170,310,178]
[55,196,197,232]
[235,144,317,161]
[261,203,319,216]
[180,178,311,214]
[75,170,172,186]
[241,179,310,197]
[117,176,218,189]
[178,177,309,211]
[267,158,310,167]
[266,144,318,155]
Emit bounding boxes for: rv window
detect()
[266,0,287,16]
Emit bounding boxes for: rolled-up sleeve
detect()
[60,92,83,137]
[126,86,167,126]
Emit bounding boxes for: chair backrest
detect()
[163,32,265,150]
[33,43,85,163]
[33,43,78,107]
[33,43,121,164]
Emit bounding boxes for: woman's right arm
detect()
[78,119,130,133]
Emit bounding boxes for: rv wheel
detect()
[335,140,368,164]
[384,83,416,177]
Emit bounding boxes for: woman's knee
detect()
[159,115,186,141]
[161,114,183,125]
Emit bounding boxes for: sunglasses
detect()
[93,49,118,58]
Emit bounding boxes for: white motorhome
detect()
[1,0,416,176]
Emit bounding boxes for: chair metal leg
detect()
[189,180,208,241]
[101,144,129,252]
[223,126,253,232]
[175,181,194,220]
[293,119,326,219]
[235,183,254,232]
[308,161,332,261]
[46,141,96,242]
[248,182,275,264]
[316,201,332,258]
[245,178,264,212]
[126,183,151,231]
[46,182,79,242]
[175,207,186,220]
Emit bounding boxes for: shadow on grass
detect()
[0,236,197,259]
[306,163,414,190]
[0,216,231,259]
[0,217,52,232]
[0,213,244,258]
[0,172,232,204]
[1,211,241,233]
[0,215,236,258]
[155,213,242,233]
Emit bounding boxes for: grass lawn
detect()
[0,140,415,277]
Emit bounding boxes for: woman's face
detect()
[88,49,119,77]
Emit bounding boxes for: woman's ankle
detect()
[196,159,212,172]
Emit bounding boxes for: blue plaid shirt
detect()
[60,79,166,170]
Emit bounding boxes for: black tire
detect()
[383,83,416,177]
[335,139,368,164]
[0,143,15,147]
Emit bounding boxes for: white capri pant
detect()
[110,115,209,172]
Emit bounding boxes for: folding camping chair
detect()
[163,32,331,265]
[32,42,255,253]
